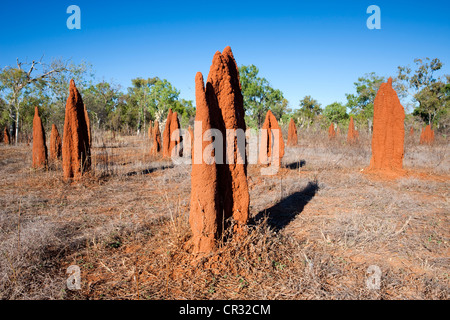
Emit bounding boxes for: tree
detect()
[46,60,94,126]
[0,58,67,144]
[239,64,286,127]
[127,77,194,133]
[83,81,122,129]
[345,72,385,125]
[323,102,348,124]
[397,58,448,126]
[294,95,322,126]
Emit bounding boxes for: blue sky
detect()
[1,0,449,110]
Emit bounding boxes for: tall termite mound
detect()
[328,123,336,139]
[259,110,285,166]
[190,46,250,254]
[4,127,10,145]
[419,124,434,145]
[184,125,194,158]
[150,120,161,155]
[169,112,182,157]
[347,116,358,143]
[32,106,48,169]
[163,109,180,158]
[287,118,298,146]
[62,79,91,180]
[49,124,62,160]
[368,77,405,171]
[84,105,91,146]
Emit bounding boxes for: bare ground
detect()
[0,130,448,300]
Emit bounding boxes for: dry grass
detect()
[0,128,448,300]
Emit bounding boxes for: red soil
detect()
[368,77,405,172]
[62,79,91,180]
[32,106,48,169]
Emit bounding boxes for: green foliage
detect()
[323,102,348,124]
[293,95,322,126]
[126,77,194,132]
[239,65,287,127]
[345,72,385,124]
[2,55,447,137]
[83,81,122,129]
[398,58,448,126]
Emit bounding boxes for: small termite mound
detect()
[347,116,358,144]
[419,124,434,145]
[259,110,285,167]
[328,123,336,139]
[49,124,62,161]
[169,111,182,157]
[287,118,298,146]
[4,127,10,145]
[150,120,161,155]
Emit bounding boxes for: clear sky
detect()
[1,0,449,110]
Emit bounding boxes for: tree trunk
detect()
[13,94,19,146]
[15,108,19,145]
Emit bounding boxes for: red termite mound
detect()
[287,118,298,146]
[185,125,194,158]
[419,125,434,145]
[84,105,91,146]
[162,109,173,158]
[150,120,161,155]
[49,124,62,160]
[190,72,221,253]
[328,123,336,139]
[409,127,414,137]
[347,116,358,143]
[259,110,285,166]
[190,46,250,254]
[4,127,10,145]
[32,106,48,169]
[148,120,153,140]
[169,112,182,157]
[62,79,91,180]
[368,77,405,171]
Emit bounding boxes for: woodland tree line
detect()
[0,56,448,144]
